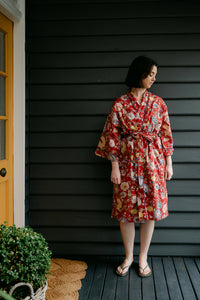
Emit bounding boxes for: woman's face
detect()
[142,65,157,89]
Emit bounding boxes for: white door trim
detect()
[13,0,25,226]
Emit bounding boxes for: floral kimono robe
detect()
[95,89,174,223]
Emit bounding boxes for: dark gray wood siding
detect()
[26,0,200,256]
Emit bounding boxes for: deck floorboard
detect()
[66,255,200,300]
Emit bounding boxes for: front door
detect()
[0,13,13,225]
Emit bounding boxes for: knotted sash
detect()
[120,130,160,222]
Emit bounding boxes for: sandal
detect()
[116,260,134,277]
[138,262,152,277]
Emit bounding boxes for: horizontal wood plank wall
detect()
[26,0,200,256]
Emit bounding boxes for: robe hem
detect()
[111,213,169,223]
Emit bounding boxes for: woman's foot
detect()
[139,255,152,277]
[138,262,152,277]
[116,257,134,276]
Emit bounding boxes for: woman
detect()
[95,56,174,277]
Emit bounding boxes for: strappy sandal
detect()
[138,262,152,277]
[116,260,134,277]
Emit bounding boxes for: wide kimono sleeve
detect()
[159,101,174,156]
[95,101,122,162]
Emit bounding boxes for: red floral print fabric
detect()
[95,89,174,223]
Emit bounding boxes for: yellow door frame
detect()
[0,12,13,225]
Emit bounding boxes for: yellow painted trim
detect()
[0,70,8,77]
[0,12,13,226]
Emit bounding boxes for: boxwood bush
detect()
[0,223,52,299]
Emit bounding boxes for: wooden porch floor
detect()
[76,256,200,300]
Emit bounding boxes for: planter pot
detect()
[9,281,48,300]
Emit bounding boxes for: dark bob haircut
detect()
[125,55,158,88]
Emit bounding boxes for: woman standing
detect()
[95,56,174,277]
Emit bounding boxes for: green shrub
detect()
[0,223,52,299]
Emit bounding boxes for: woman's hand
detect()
[164,163,173,180]
[111,161,121,184]
[164,155,173,180]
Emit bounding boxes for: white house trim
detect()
[13,0,25,227]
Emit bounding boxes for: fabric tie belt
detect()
[120,130,161,222]
[121,131,159,144]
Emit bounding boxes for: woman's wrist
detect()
[111,161,119,168]
[165,155,172,166]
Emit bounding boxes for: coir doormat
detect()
[46,258,88,300]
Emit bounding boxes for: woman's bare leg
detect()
[139,220,155,275]
[116,221,135,275]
